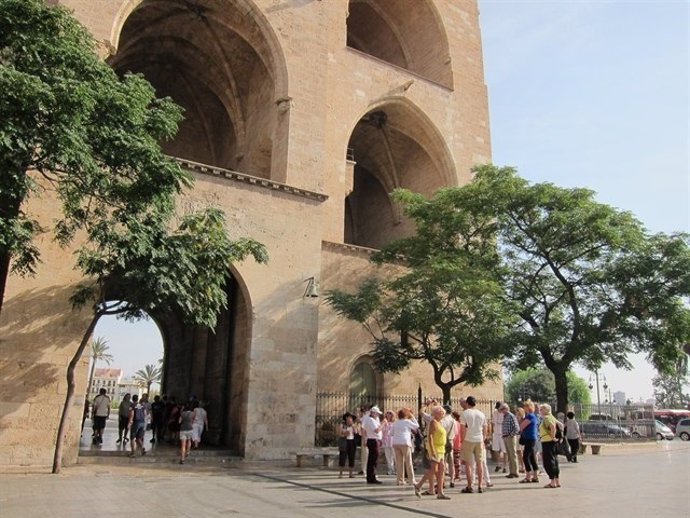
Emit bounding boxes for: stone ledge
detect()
[321,241,379,257]
[175,158,329,202]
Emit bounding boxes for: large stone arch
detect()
[108,0,289,180]
[344,97,456,249]
[346,0,453,89]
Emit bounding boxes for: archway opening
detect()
[345,103,454,249]
[346,0,453,88]
[110,0,280,178]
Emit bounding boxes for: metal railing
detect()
[315,392,498,447]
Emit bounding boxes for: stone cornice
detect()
[176,158,329,202]
[322,240,379,257]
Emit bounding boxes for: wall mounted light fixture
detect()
[304,276,319,298]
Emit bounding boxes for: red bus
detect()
[654,409,690,432]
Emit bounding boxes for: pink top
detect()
[381,420,394,448]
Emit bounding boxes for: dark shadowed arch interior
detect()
[346,0,453,88]
[345,103,454,249]
[110,0,278,178]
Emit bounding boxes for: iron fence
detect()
[566,402,657,442]
[315,392,498,447]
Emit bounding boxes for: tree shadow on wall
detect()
[0,284,92,411]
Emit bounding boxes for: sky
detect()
[93,0,689,403]
[479,0,689,402]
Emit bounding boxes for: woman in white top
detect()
[391,407,420,486]
[191,401,208,449]
[338,413,357,478]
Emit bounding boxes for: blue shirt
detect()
[521,412,539,441]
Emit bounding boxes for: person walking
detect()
[460,396,488,494]
[178,402,194,464]
[150,395,165,444]
[116,393,131,444]
[91,388,111,445]
[539,404,561,488]
[128,394,147,457]
[191,400,208,449]
[414,405,451,500]
[564,411,581,463]
[499,402,520,478]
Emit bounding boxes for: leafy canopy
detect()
[467,165,690,410]
[327,187,517,402]
[0,0,189,298]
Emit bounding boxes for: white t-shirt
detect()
[93,394,110,417]
[362,415,383,440]
[461,408,486,443]
[391,417,420,447]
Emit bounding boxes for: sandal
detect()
[519,479,532,484]
[544,484,556,488]
[461,487,474,493]
[531,478,540,483]
[437,494,451,500]
[414,486,421,498]
[478,487,483,493]
[421,490,433,496]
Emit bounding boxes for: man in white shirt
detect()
[91,388,111,445]
[361,405,384,484]
[460,396,487,493]
[491,401,507,473]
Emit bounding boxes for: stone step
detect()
[78,450,241,465]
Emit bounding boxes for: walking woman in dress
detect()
[414,405,451,500]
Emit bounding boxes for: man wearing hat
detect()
[361,405,385,484]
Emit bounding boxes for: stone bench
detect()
[580,442,604,455]
[292,448,340,468]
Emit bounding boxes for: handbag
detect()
[518,436,525,446]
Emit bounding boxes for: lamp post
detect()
[588,371,608,416]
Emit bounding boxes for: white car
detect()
[676,418,690,441]
[655,420,675,440]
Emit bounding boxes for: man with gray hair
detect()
[500,403,520,478]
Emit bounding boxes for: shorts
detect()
[461,440,485,464]
[492,434,506,453]
[179,430,193,441]
[426,452,444,464]
[93,416,107,430]
[131,422,146,439]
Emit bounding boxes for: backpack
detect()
[555,420,564,441]
[131,403,146,423]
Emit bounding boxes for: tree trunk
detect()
[0,190,21,316]
[86,358,96,400]
[52,313,99,474]
[553,368,569,414]
[440,383,451,406]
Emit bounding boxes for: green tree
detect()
[653,352,690,408]
[86,337,113,396]
[0,0,189,313]
[53,207,268,473]
[504,368,591,408]
[133,363,162,394]
[326,188,516,404]
[463,165,690,412]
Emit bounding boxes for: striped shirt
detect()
[502,411,520,437]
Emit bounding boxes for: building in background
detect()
[88,368,123,400]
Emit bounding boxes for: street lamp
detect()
[588,371,608,415]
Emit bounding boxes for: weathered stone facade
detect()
[0,0,501,470]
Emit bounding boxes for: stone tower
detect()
[0,0,497,469]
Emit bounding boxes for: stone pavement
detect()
[1,441,688,518]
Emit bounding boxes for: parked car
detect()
[627,419,675,440]
[676,418,690,441]
[580,421,632,438]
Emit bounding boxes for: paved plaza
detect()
[1,441,688,518]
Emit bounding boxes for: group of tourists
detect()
[337,396,582,498]
[88,389,209,463]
